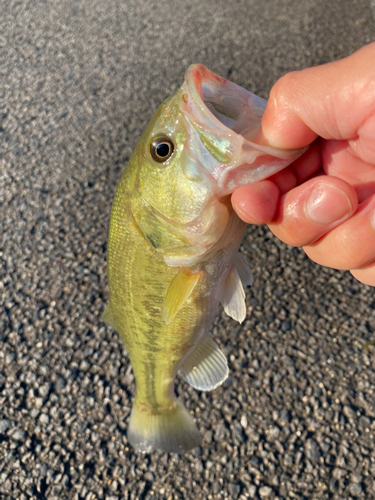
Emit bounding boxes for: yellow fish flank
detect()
[104,65,305,453]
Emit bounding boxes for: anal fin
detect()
[179,336,228,391]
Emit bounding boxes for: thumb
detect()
[256,42,375,150]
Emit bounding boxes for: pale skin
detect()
[232,42,375,286]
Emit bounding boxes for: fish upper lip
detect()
[182,63,265,145]
[184,64,233,132]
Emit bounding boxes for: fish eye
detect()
[150,136,174,163]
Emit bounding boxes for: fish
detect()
[104,64,305,453]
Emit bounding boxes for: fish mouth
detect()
[184,64,266,142]
[181,64,306,194]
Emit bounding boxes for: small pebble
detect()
[0,420,11,433]
[259,486,273,498]
[12,429,26,440]
[348,483,362,496]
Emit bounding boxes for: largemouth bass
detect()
[104,65,304,453]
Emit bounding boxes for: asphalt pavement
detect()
[1,0,375,498]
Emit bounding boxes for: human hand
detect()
[232,42,375,286]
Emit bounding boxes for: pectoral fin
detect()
[179,335,228,391]
[163,268,202,324]
[221,265,247,323]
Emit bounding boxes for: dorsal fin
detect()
[102,302,117,330]
[179,335,228,391]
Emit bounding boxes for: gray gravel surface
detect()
[1,0,375,499]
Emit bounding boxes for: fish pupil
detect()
[157,143,170,158]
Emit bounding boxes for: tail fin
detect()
[127,398,200,453]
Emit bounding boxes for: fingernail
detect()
[305,183,352,224]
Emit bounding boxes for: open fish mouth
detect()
[181,64,306,194]
[184,64,266,141]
